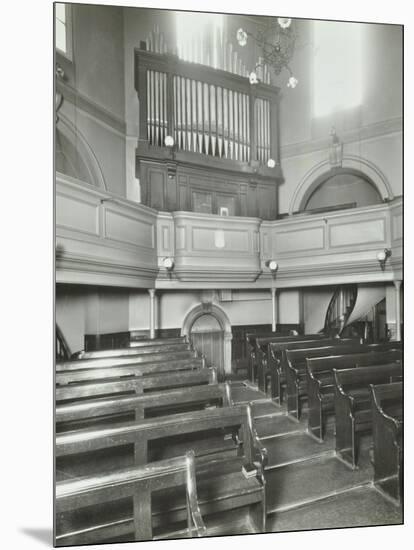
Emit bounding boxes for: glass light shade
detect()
[249,72,259,84]
[268,260,278,272]
[164,135,175,147]
[267,158,276,168]
[287,76,298,88]
[162,257,174,269]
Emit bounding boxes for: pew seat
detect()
[266,337,358,401]
[56,405,266,538]
[285,342,402,419]
[56,367,216,403]
[74,340,191,360]
[306,350,402,440]
[56,382,232,432]
[334,364,403,468]
[370,382,403,503]
[56,451,206,546]
[55,357,205,385]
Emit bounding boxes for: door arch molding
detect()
[181,302,232,375]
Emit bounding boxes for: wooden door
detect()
[190,314,224,378]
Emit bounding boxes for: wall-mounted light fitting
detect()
[377,248,391,271]
[164,135,175,147]
[267,158,276,169]
[265,259,278,273]
[162,257,175,271]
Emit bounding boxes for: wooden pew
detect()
[285,341,398,419]
[56,367,217,403]
[56,382,232,432]
[56,405,267,534]
[370,382,403,503]
[246,330,295,384]
[334,363,403,468]
[265,336,356,400]
[307,348,402,440]
[56,349,199,372]
[74,340,191,360]
[55,357,205,386]
[56,451,207,545]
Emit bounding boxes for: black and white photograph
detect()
[4,1,412,548]
[53,1,405,546]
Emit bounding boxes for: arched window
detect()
[303,169,382,211]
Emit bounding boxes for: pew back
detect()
[56,367,217,402]
[56,382,232,428]
[75,341,191,360]
[56,451,206,545]
[57,350,199,372]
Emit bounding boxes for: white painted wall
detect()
[278,21,402,214]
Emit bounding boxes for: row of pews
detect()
[247,331,403,503]
[55,336,267,545]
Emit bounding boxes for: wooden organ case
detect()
[134,47,283,219]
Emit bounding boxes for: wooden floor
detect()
[230,380,403,534]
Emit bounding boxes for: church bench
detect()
[284,341,398,419]
[246,331,295,384]
[56,405,267,534]
[56,358,205,386]
[256,333,326,394]
[74,341,192,360]
[370,382,403,503]
[55,451,206,546]
[56,382,232,432]
[264,336,355,400]
[56,366,217,403]
[307,348,402,440]
[56,349,199,372]
[333,363,403,469]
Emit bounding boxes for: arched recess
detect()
[181,302,232,376]
[56,114,107,190]
[289,155,394,215]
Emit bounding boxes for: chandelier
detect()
[236,17,298,88]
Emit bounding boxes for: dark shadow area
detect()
[20,528,53,546]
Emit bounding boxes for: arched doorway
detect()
[181,303,232,379]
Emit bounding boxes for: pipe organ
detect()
[135,48,282,219]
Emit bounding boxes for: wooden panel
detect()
[192,227,249,252]
[56,192,99,236]
[104,208,155,249]
[147,167,166,210]
[329,218,386,247]
[274,226,325,254]
[176,226,186,250]
[56,174,158,288]
[392,213,402,242]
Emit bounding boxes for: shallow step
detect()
[265,451,374,513]
[264,431,334,469]
[251,400,283,418]
[231,385,267,403]
[256,413,306,439]
[267,484,402,532]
